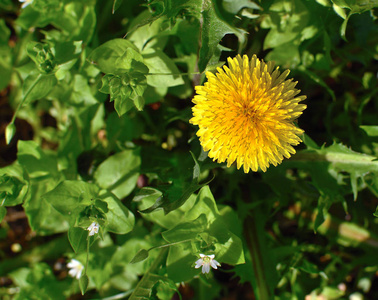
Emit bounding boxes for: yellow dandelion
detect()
[190,54,307,173]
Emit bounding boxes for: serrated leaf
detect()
[198,0,246,72]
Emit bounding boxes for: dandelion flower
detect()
[190,55,307,173]
[87,222,99,236]
[194,254,221,274]
[67,259,84,279]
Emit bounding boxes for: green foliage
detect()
[1,0,377,299]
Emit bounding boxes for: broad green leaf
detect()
[94,149,141,199]
[166,242,199,282]
[140,152,210,214]
[135,189,197,229]
[68,74,98,106]
[262,0,310,49]
[162,214,208,242]
[100,192,135,234]
[9,263,67,300]
[68,227,88,253]
[22,73,57,104]
[360,125,378,137]
[88,39,139,74]
[143,49,184,88]
[17,140,60,179]
[42,180,98,216]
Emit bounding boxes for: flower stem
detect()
[243,210,271,300]
[10,73,42,125]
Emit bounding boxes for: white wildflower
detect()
[67,259,84,279]
[194,254,221,274]
[19,0,33,8]
[87,222,99,236]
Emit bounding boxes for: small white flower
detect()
[19,0,33,8]
[194,254,220,274]
[67,259,84,279]
[87,222,99,236]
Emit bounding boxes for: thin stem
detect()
[84,234,90,275]
[10,73,43,124]
[146,72,201,76]
[148,238,193,251]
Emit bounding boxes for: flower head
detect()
[87,222,99,236]
[194,254,220,274]
[190,55,307,173]
[67,259,84,279]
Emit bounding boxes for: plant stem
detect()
[10,73,43,124]
[244,211,271,300]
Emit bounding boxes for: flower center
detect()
[203,256,211,264]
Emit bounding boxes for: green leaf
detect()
[42,180,98,216]
[17,140,60,179]
[94,149,141,199]
[100,192,135,234]
[112,0,124,13]
[0,19,10,45]
[262,0,310,49]
[22,73,57,104]
[360,125,378,137]
[0,163,28,206]
[129,248,168,300]
[68,227,88,253]
[222,0,261,14]
[374,206,378,218]
[79,274,89,295]
[198,0,246,72]
[130,249,150,264]
[88,39,140,74]
[68,74,98,106]
[0,206,6,222]
[143,49,184,88]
